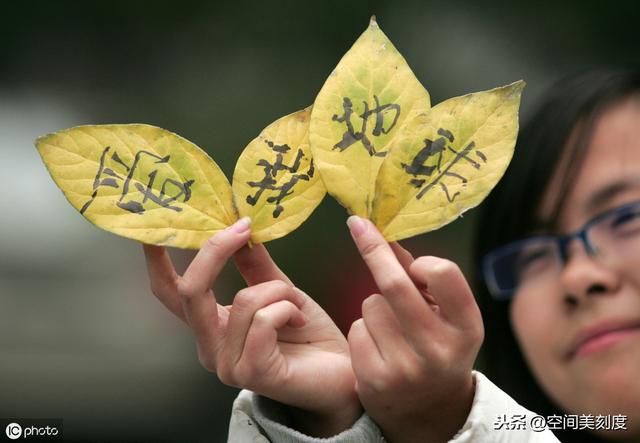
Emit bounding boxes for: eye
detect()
[610,209,640,235]
[515,244,554,280]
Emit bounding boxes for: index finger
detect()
[181,217,252,296]
[347,216,438,332]
[233,243,293,286]
[142,244,185,321]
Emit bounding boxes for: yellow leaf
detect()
[35,124,237,249]
[371,81,525,241]
[309,17,431,217]
[232,107,326,243]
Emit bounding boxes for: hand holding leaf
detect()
[34,16,528,440]
[143,221,360,437]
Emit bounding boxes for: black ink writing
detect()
[80,146,195,215]
[332,95,400,157]
[401,128,487,202]
[245,140,315,218]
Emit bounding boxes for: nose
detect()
[559,238,620,306]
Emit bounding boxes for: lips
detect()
[566,319,640,359]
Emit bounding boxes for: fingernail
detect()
[346,215,367,238]
[231,216,251,233]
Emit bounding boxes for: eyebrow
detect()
[531,178,640,234]
[584,178,640,214]
[531,217,554,233]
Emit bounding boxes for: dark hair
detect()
[473,68,640,443]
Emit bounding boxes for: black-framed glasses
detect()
[482,200,640,300]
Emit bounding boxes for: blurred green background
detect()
[1,0,638,441]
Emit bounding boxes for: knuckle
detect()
[348,318,365,340]
[384,275,408,294]
[431,258,460,277]
[353,361,385,391]
[177,279,197,300]
[410,255,436,272]
[459,306,485,345]
[233,360,258,388]
[268,279,292,295]
[234,281,295,312]
[360,294,374,311]
[410,255,453,274]
[411,256,462,284]
[435,343,455,366]
[149,282,162,298]
[361,293,383,316]
[436,341,473,374]
[476,328,484,350]
[233,287,255,309]
[204,234,225,253]
[370,366,402,392]
[357,379,380,397]
[216,362,236,386]
[360,239,386,260]
[470,321,485,347]
[402,363,424,385]
[477,322,485,343]
[196,349,217,373]
[252,308,272,328]
[388,357,423,388]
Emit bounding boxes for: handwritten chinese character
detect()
[332,95,400,157]
[246,140,315,218]
[401,127,488,202]
[80,146,195,215]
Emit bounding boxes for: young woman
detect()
[142,68,640,442]
[476,68,640,442]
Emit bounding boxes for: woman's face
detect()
[510,96,640,436]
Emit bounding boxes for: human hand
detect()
[142,218,360,437]
[346,216,484,443]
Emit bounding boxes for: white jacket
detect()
[228,371,560,442]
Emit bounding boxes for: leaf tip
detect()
[369,15,378,27]
[511,80,526,102]
[497,79,526,101]
[34,132,52,151]
[510,79,526,94]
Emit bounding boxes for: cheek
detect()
[510,293,550,365]
[509,291,571,401]
[510,293,551,372]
